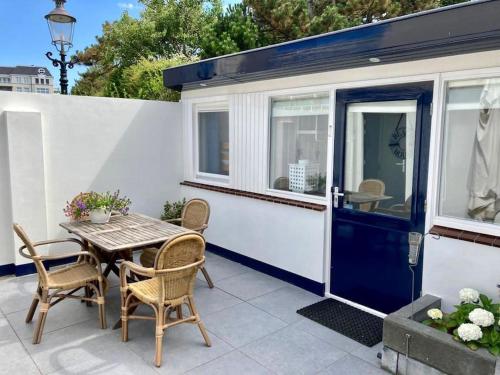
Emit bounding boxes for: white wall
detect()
[0,92,182,263]
[181,186,327,282]
[422,236,500,312]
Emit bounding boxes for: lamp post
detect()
[44,0,77,95]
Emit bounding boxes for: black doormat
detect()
[297,299,383,347]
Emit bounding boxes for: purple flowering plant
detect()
[63,190,131,220]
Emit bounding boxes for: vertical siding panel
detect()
[249,93,255,192]
[260,94,267,194]
[236,94,242,189]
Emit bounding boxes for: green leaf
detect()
[466,342,479,351]
[488,346,500,356]
[480,294,492,309]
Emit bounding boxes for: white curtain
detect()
[344,112,364,191]
[405,112,416,200]
[468,80,500,220]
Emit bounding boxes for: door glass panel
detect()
[343,100,417,219]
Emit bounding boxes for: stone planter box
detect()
[381,294,499,375]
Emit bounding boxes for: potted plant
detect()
[161,198,186,223]
[64,190,131,224]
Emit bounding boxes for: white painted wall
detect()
[181,185,326,282]
[0,113,14,266]
[0,92,182,263]
[422,236,500,312]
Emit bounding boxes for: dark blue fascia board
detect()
[206,243,325,296]
[163,0,500,91]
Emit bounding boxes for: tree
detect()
[72,0,220,97]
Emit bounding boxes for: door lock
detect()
[332,186,344,208]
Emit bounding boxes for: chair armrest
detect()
[120,261,155,289]
[18,238,85,259]
[32,237,85,249]
[191,224,208,233]
[154,257,205,275]
[164,218,182,223]
[18,249,104,276]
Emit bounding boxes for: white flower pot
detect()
[89,208,111,224]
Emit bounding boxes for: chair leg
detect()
[33,289,49,344]
[121,293,131,342]
[187,296,211,347]
[176,305,183,320]
[84,286,92,307]
[199,266,214,289]
[26,286,40,323]
[154,306,165,367]
[96,279,107,329]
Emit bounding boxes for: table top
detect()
[60,213,193,252]
[345,191,393,204]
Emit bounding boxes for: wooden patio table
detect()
[60,213,193,279]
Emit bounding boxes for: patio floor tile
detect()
[0,274,39,315]
[0,317,41,375]
[119,319,232,375]
[351,341,385,367]
[215,270,288,301]
[21,319,144,374]
[6,299,105,340]
[248,285,324,323]
[203,302,287,348]
[185,350,273,375]
[291,317,364,353]
[317,354,388,374]
[240,325,347,375]
[196,255,251,284]
[191,285,244,316]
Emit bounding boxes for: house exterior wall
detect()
[0,92,183,268]
[180,49,500,308]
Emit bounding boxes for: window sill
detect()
[430,225,500,247]
[180,181,327,211]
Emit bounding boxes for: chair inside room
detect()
[120,232,211,367]
[273,176,290,190]
[358,179,386,212]
[140,198,214,288]
[12,223,107,344]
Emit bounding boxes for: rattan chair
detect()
[13,224,107,344]
[358,179,386,212]
[140,198,214,288]
[120,232,211,367]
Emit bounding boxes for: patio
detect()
[0,251,385,375]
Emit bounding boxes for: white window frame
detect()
[264,86,334,204]
[192,100,231,186]
[430,67,500,237]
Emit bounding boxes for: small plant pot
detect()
[89,208,111,224]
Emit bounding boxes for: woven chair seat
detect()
[47,262,99,289]
[139,247,157,268]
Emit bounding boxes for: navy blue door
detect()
[330,82,433,314]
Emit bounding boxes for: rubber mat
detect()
[297,299,383,347]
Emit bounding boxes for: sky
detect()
[0,0,238,91]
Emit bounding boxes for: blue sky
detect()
[0,0,238,91]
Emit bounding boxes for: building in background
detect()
[0,66,54,94]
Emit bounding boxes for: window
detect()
[0,77,10,83]
[35,78,39,84]
[196,106,229,178]
[439,77,500,227]
[36,88,49,94]
[269,93,329,197]
[24,87,30,92]
[15,76,22,83]
[46,79,50,85]
[16,87,22,92]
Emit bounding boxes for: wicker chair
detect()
[120,232,211,367]
[140,198,214,288]
[12,224,107,344]
[358,179,386,212]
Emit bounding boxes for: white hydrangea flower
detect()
[427,308,443,320]
[457,323,483,342]
[459,288,480,304]
[468,308,495,327]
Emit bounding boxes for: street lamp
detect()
[44,0,77,95]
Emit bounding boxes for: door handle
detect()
[332,186,344,208]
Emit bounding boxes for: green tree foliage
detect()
[73,0,469,99]
[72,0,220,98]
